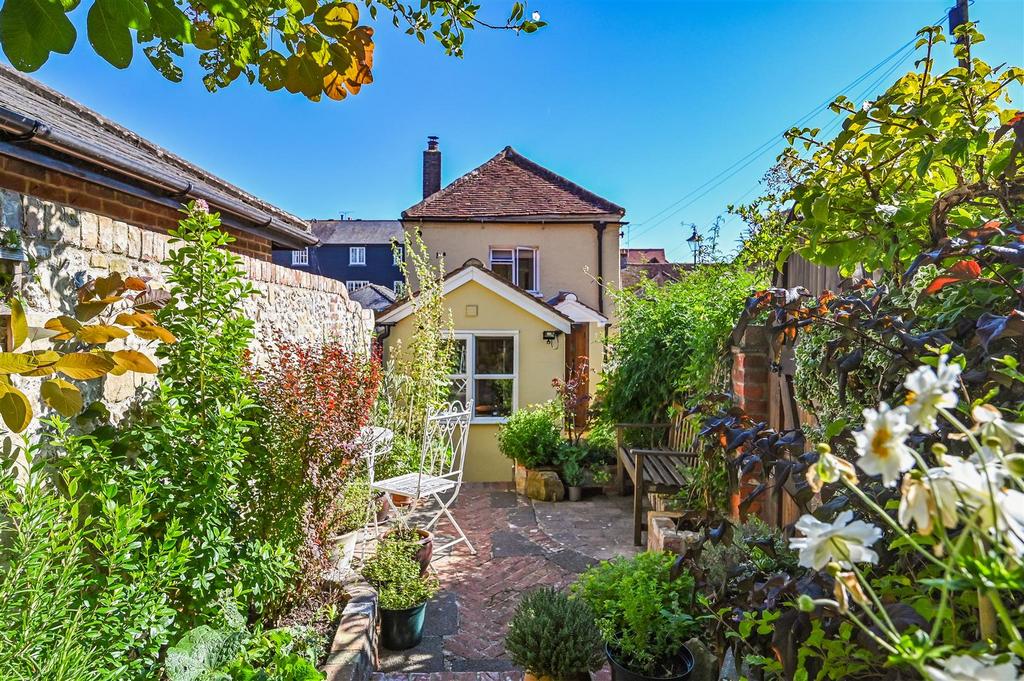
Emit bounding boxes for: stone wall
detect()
[0,188,374,415]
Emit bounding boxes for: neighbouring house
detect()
[0,63,373,417]
[619,247,691,287]
[348,282,397,312]
[273,218,407,297]
[380,137,625,482]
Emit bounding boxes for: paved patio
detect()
[371,483,638,680]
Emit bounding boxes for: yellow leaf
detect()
[9,297,27,351]
[0,385,32,432]
[112,349,158,374]
[114,312,158,328]
[77,325,130,345]
[134,326,178,344]
[40,379,83,417]
[0,353,37,375]
[75,301,110,322]
[55,352,116,380]
[45,315,82,341]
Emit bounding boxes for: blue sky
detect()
[8,0,1024,259]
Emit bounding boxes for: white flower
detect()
[806,451,858,493]
[531,10,541,21]
[854,403,916,486]
[875,203,898,219]
[925,654,1021,681]
[789,510,882,570]
[974,404,1024,451]
[903,357,961,433]
[861,100,873,112]
[936,457,1024,556]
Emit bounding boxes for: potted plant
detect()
[558,444,587,502]
[505,586,605,681]
[382,523,434,575]
[498,402,563,500]
[362,536,440,650]
[573,552,701,681]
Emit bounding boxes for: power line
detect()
[628,14,946,246]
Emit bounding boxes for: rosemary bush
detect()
[504,587,605,680]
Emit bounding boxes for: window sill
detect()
[472,416,509,425]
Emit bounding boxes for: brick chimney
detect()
[422,135,441,199]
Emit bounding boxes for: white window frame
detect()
[393,280,406,296]
[448,330,518,424]
[489,246,539,294]
[349,246,366,266]
[393,245,404,265]
[346,280,369,293]
[291,248,309,266]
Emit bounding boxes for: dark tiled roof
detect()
[311,219,403,245]
[403,147,624,220]
[620,262,691,288]
[621,248,668,265]
[0,63,309,241]
[349,283,398,311]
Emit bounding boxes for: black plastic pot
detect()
[380,602,428,650]
[605,644,694,681]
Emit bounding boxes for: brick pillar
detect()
[731,325,770,520]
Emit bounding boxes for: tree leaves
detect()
[0,0,76,71]
[87,0,150,68]
[0,383,31,432]
[112,349,158,374]
[40,378,83,417]
[9,297,27,351]
[56,352,117,380]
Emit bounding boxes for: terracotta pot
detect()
[390,493,414,508]
[384,528,434,575]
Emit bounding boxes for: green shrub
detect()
[361,538,439,610]
[497,402,562,468]
[600,264,765,424]
[557,442,586,487]
[504,587,605,680]
[573,552,703,677]
[375,433,421,480]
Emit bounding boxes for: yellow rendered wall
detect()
[384,279,566,482]
[405,220,621,324]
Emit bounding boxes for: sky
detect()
[6,0,1024,260]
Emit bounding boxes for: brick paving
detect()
[371,484,638,681]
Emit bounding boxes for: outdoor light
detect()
[686,225,703,265]
[542,330,561,343]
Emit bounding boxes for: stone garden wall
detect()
[0,188,374,416]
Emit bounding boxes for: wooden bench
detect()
[615,414,700,546]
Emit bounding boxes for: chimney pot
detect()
[423,136,441,199]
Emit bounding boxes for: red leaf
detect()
[924,260,981,295]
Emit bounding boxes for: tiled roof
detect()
[403,147,624,220]
[620,262,691,288]
[311,219,403,245]
[349,283,397,311]
[0,63,310,243]
[621,248,668,265]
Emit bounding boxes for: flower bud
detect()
[797,594,816,613]
[816,443,832,455]
[931,443,948,457]
[1005,454,1024,477]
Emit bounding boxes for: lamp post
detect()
[685,225,703,265]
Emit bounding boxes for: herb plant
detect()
[361,537,439,611]
[573,552,703,677]
[504,587,605,681]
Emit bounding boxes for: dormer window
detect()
[490,247,538,293]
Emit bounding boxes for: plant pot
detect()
[524,673,592,681]
[391,493,414,508]
[329,529,360,573]
[568,486,583,502]
[605,644,694,681]
[380,602,427,650]
[384,528,434,575]
[375,494,391,522]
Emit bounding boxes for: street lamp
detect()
[685,225,703,265]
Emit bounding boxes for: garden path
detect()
[371,484,638,681]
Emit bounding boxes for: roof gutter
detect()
[0,106,316,249]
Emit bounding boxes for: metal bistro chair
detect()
[354,425,394,560]
[371,401,475,555]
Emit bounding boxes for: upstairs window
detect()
[489,247,539,293]
[346,280,369,292]
[291,248,309,266]
[393,245,404,265]
[393,281,406,296]
[349,246,366,265]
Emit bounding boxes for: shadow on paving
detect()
[373,485,637,678]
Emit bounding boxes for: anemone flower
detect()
[790,511,882,570]
[903,357,961,434]
[854,403,915,487]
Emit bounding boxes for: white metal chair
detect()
[371,401,475,555]
[354,425,394,560]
